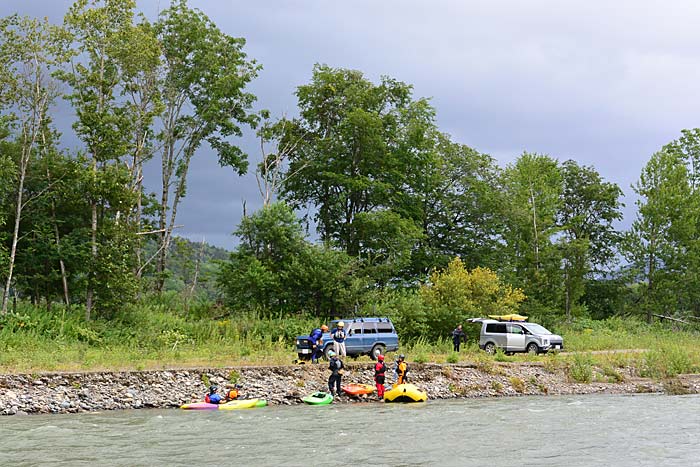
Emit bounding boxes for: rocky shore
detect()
[1,361,696,416]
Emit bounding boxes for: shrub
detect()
[568,353,593,383]
[414,353,428,364]
[446,352,459,364]
[641,345,693,379]
[509,376,525,393]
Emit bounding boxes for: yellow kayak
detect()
[384,384,427,403]
[218,399,266,410]
[488,314,528,322]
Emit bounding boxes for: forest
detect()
[2,0,700,370]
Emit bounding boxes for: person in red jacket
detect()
[374,354,387,399]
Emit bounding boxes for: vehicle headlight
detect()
[296,340,300,345]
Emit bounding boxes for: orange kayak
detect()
[342,383,375,396]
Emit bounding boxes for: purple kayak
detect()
[180,402,219,410]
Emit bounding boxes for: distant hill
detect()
[143,236,230,299]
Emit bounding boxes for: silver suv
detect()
[468,318,564,355]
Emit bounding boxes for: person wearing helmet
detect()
[396,354,409,386]
[331,321,347,357]
[327,350,344,397]
[374,354,387,399]
[204,385,224,404]
[308,324,329,363]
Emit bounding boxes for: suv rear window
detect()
[377,323,393,333]
[362,323,377,334]
[485,323,507,334]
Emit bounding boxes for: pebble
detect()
[0,362,676,416]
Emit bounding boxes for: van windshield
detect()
[524,324,551,335]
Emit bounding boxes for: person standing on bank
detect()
[308,324,328,363]
[332,321,347,357]
[374,354,387,399]
[328,350,344,397]
[396,354,408,385]
[451,324,466,352]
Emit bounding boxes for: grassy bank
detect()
[2,298,700,381]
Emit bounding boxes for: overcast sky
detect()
[4,1,700,248]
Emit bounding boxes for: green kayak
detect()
[302,391,333,405]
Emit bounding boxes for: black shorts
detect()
[375,375,385,384]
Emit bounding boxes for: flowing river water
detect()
[1,393,698,466]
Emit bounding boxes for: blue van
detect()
[296,317,399,361]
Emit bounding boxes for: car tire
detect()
[527,343,539,355]
[370,344,385,360]
[484,342,496,354]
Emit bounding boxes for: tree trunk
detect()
[86,158,98,321]
[2,121,35,314]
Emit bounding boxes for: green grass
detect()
[3,301,700,381]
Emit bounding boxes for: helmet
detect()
[337,321,344,327]
[328,350,336,357]
[321,325,329,331]
[209,385,218,394]
[377,354,384,361]
[399,354,405,360]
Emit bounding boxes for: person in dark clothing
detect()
[374,354,387,399]
[327,350,344,397]
[452,324,467,352]
[308,324,328,363]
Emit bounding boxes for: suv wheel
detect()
[526,343,539,355]
[370,344,385,360]
[484,342,496,354]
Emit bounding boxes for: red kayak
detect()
[341,383,375,396]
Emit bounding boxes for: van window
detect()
[377,323,393,334]
[348,323,362,335]
[507,324,523,334]
[362,323,377,334]
[485,323,507,333]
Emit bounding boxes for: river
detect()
[1,394,698,466]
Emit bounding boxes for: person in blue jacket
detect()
[204,385,224,404]
[308,324,328,363]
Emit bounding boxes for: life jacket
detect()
[374,361,386,376]
[309,328,323,344]
[329,358,343,374]
[398,361,408,376]
[332,329,346,342]
[208,393,223,404]
[227,389,239,400]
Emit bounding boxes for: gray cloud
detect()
[4,0,700,247]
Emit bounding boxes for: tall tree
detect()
[217,203,361,316]
[281,64,436,260]
[414,133,505,274]
[153,0,260,291]
[624,150,697,322]
[60,0,139,318]
[0,15,65,314]
[501,153,562,306]
[557,160,623,319]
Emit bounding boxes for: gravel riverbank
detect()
[0,361,695,416]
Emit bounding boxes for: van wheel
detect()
[484,342,496,354]
[370,344,385,360]
[527,343,539,355]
